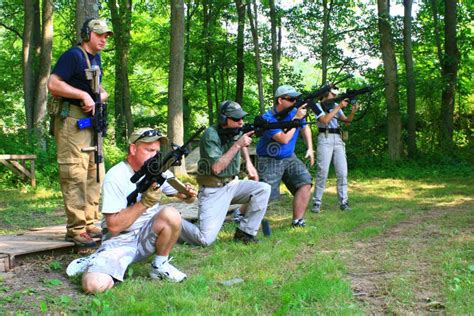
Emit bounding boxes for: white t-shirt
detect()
[101,161,178,231]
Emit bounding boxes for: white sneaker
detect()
[66,253,96,277]
[149,257,187,283]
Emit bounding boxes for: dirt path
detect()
[342,203,474,315]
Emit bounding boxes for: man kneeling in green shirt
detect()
[180,101,271,245]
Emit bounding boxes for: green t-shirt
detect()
[198,126,241,177]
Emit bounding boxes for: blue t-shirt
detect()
[256,108,306,159]
[51,46,102,105]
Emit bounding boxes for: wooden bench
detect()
[0,154,37,187]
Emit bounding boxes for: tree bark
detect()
[32,0,53,136]
[320,0,331,85]
[377,0,401,160]
[403,0,417,158]
[168,0,186,175]
[23,0,36,131]
[247,0,264,113]
[439,0,459,150]
[109,0,133,144]
[269,0,280,94]
[76,0,99,43]
[202,0,213,125]
[234,0,245,105]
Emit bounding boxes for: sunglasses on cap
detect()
[134,129,162,143]
[281,96,297,102]
[228,116,244,122]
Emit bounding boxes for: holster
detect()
[47,95,62,136]
[196,175,236,188]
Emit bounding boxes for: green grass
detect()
[0,165,473,314]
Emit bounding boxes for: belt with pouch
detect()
[196,175,237,188]
[60,101,89,119]
[319,128,341,134]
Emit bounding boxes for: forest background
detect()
[0,0,472,186]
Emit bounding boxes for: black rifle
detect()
[220,115,315,137]
[321,86,373,112]
[275,84,333,120]
[81,65,107,183]
[126,127,205,206]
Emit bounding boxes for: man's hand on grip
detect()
[140,185,161,208]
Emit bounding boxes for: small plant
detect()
[49,260,62,271]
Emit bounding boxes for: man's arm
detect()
[104,202,148,236]
[300,125,314,166]
[339,103,359,125]
[317,100,348,125]
[271,104,307,144]
[211,131,253,175]
[241,146,258,180]
[47,74,95,112]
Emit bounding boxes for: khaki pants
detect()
[54,114,105,237]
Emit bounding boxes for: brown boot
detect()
[65,232,97,247]
[86,225,103,238]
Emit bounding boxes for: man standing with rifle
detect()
[311,88,359,213]
[256,85,314,228]
[47,18,113,247]
[180,101,271,246]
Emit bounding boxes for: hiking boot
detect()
[65,232,97,247]
[340,203,352,212]
[234,228,259,244]
[66,253,97,277]
[291,218,306,228]
[149,257,187,283]
[86,225,103,238]
[311,203,321,213]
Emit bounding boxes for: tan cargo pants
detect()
[54,108,104,238]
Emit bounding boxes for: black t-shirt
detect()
[51,46,102,105]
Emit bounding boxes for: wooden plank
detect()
[0,154,37,160]
[9,160,31,178]
[0,254,10,272]
[0,239,74,256]
[0,159,23,176]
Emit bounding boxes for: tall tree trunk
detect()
[377,0,401,160]
[439,0,459,150]
[247,0,264,113]
[76,0,99,43]
[269,0,280,93]
[23,0,36,131]
[235,0,245,105]
[109,0,132,144]
[429,0,443,69]
[168,0,186,175]
[32,0,53,139]
[403,0,417,158]
[320,0,331,85]
[202,0,213,125]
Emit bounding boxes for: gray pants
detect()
[180,179,271,246]
[313,133,348,206]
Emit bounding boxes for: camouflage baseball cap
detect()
[219,100,248,119]
[129,128,168,145]
[88,19,114,36]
